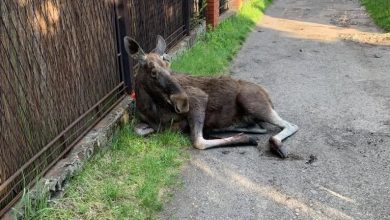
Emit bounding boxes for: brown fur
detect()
[173,74,274,129]
[124,36,298,157]
[134,69,273,132]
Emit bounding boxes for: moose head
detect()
[124,35,189,114]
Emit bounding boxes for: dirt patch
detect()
[305,154,318,164]
[259,148,305,161]
[324,126,390,160]
[330,9,374,27]
[340,32,390,45]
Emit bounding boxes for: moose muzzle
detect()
[170,93,189,114]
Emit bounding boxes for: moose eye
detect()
[151,70,158,78]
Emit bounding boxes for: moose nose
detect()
[170,94,189,114]
[174,105,182,114]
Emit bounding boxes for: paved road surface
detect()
[162,0,390,219]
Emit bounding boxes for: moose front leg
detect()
[186,88,257,150]
[190,113,258,149]
[134,112,157,136]
[134,122,155,136]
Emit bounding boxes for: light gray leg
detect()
[135,123,155,136]
[190,111,258,150]
[193,133,257,150]
[187,95,257,149]
[267,109,299,158]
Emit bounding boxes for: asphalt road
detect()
[162,0,390,219]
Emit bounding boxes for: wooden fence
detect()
[0,0,200,216]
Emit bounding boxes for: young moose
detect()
[124,35,298,158]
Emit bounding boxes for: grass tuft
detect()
[171,0,271,76]
[34,122,190,220]
[18,181,50,220]
[362,0,390,32]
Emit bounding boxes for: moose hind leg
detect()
[186,88,257,150]
[266,109,299,158]
[135,123,155,136]
[236,85,298,157]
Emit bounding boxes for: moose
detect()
[124,35,298,158]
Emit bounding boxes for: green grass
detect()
[22,0,270,219]
[18,180,50,220]
[32,123,190,220]
[171,0,271,76]
[362,0,390,32]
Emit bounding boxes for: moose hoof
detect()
[269,137,288,158]
[135,123,155,136]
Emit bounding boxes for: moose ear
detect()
[154,35,167,56]
[124,36,146,62]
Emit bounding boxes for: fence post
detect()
[115,0,132,94]
[183,0,191,35]
[206,0,219,28]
